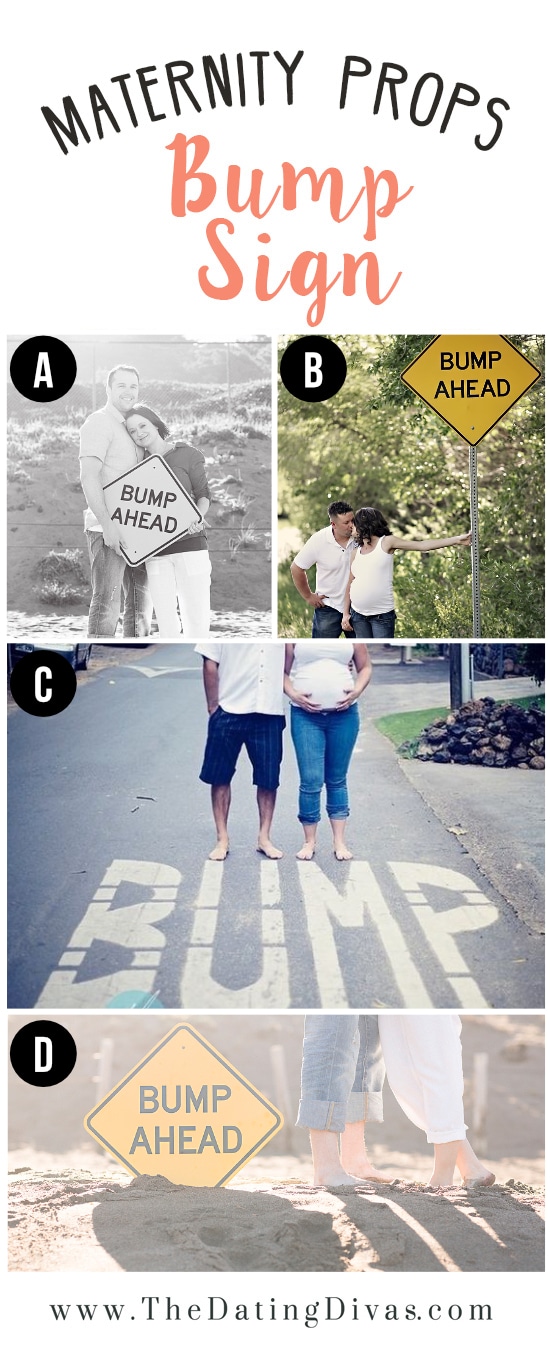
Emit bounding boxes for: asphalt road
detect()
[8,646,544,1009]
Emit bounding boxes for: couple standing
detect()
[195,640,372,862]
[79,364,211,637]
[297,1014,496,1191]
[291,499,471,638]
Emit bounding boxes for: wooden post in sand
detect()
[471,1052,488,1153]
[270,1044,294,1152]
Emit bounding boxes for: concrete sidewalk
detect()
[365,656,545,934]
[397,753,544,935]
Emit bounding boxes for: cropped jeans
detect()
[86,531,152,638]
[290,702,360,822]
[296,1015,385,1131]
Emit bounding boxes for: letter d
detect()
[305,351,323,387]
[35,1036,53,1072]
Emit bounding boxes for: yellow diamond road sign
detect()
[401,336,541,444]
[84,1024,283,1187]
[103,454,203,567]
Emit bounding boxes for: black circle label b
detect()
[10,335,77,403]
[280,336,347,401]
[10,650,77,716]
[10,1021,77,1087]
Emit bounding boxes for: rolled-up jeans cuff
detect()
[427,1126,467,1144]
[295,1098,348,1132]
[347,1089,384,1124]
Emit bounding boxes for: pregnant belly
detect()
[292,659,354,709]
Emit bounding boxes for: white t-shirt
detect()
[293,526,356,613]
[350,538,395,616]
[288,640,355,710]
[195,643,285,715]
[79,402,142,532]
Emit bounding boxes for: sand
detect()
[8,1162,543,1273]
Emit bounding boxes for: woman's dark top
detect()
[153,440,211,555]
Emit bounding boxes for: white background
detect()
[4,0,547,1336]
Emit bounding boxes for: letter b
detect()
[305,351,323,387]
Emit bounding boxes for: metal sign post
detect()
[401,336,541,639]
[469,442,481,637]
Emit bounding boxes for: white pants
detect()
[378,1014,466,1143]
[146,551,211,638]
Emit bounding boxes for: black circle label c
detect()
[10,650,77,716]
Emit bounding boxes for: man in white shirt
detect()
[290,501,356,637]
[195,643,286,861]
[79,364,152,637]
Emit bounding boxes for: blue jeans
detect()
[296,1015,385,1130]
[290,702,359,823]
[86,531,152,638]
[350,606,396,638]
[312,605,354,638]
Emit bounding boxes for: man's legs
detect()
[86,531,128,637]
[244,714,285,859]
[256,788,283,859]
[122,561,153,637]
[297,1015,386,1185]
[210,784,231,861]
[312,605,354,638]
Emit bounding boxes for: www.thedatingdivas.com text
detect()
[49,1296,492,1327]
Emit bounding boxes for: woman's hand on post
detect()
[456,531,472,546]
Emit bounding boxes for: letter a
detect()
[34,351,53,388]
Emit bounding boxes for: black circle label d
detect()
[10,1021,77,1087]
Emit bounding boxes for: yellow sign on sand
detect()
[84,1024,283,1187]
[401,336,541,444]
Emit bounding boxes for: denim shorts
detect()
[199,708,285,790]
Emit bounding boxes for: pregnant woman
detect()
[342,506,472,638]
[125,404,211,637]
[284,640,372,861]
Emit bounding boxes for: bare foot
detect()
[312,1165,370,1188]
[343,1161,394,1183]
[334,846,353,861]
[209,839,229,861]
[296,845,316,860]
[257,838,283,860]
[462,1171,496,1191]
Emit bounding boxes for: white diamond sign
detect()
[103,454,203,566]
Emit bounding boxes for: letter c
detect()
[35,666,53,703]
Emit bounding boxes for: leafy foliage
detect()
[278,334,544,637]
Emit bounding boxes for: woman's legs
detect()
[378,1014,494,1188]
[324,705,360,859]
[290,707,325,856]
[145,557,181,636]
[173,552,212,638]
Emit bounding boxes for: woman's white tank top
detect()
[289,641,355,709]
[350,537,394,615]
